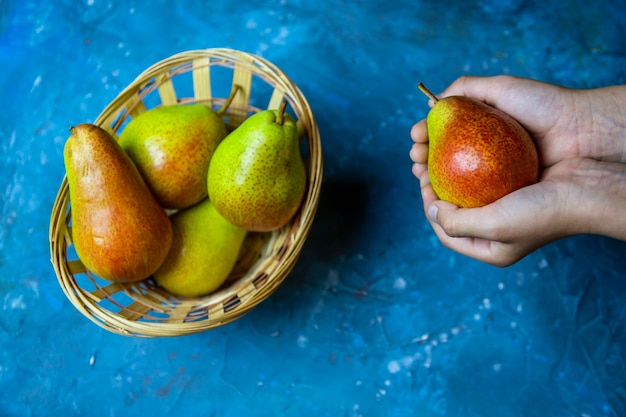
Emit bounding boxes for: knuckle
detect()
[438,215,464,237]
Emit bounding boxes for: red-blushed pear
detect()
[418,83,539,208]
[63,124,173,282]
[118,86,240,209]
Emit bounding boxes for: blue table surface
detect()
[2,0,626,416]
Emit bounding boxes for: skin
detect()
[410,75,626,267]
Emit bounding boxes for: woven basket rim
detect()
[49,48,323,337]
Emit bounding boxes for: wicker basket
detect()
[49,48,322,337]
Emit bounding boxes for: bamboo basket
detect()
[49,48,322,337]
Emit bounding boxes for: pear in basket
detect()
[118,86,240,209]
[207,102,306,232]
[63,124,173,282]
[154,198,247,298]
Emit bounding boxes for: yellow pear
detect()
[154,198,247,298]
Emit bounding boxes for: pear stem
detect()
[217,84,241,115]
[417,83,439,104]
[276,100,288,125]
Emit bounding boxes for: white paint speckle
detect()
[296,335,308,348]
[4,294,26,310]
[31,75,42,91]
[401,356,414,368]
[413,333,429,343]
[272,26,289,45]
[387,360,400,374]
[538,257,548,269]
[392,277,406,290]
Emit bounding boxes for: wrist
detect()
[565,158,626,240]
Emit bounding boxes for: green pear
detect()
[64,124,173,282]
[207,102,306,232]
[118,104,227,209]
[154,198,247,298]
[418,83,538,208]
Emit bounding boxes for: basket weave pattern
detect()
[49,48,322,337]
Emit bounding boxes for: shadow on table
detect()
[301,177,370,261]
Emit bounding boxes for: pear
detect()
[63,124,173,282]
[153,198,247,298]
[118,86,239,209]
[207,102,306,232]
[418,83,538,208]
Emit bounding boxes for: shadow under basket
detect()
[49,48,323,337]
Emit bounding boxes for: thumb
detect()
[427,201,502,240]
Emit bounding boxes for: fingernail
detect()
[427,204,439,223]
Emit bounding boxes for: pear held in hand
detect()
[118,86,239,209]
[154,199,247,298]
[418,83,538,208]
[207,102,306,232]
[64,124,173,282]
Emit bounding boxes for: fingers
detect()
[441,75,524,105]
[427,201,504,241]
[409,143,427,164]
[441,75,500,99]
[423,178,568,266]
[442,76,566,136]
[426,202,534,267]
[410,118,429,186]
[410,119,428,144]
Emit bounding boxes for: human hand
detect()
[410,75,626,266]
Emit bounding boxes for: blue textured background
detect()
[2,1,626,416]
